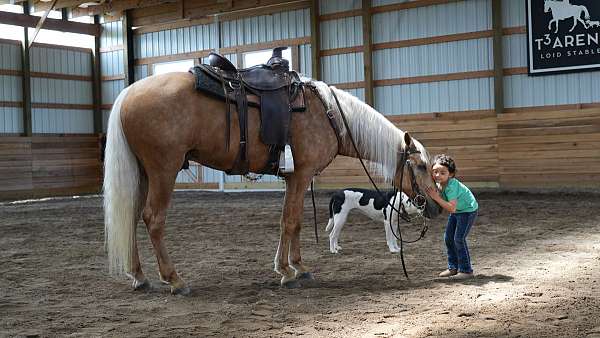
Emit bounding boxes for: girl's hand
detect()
[426,186,441,201]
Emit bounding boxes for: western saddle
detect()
[191,47,305,175]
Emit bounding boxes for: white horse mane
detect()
[309,80,416,182]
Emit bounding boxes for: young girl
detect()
[426,154,478,280]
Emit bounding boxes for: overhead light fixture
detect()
[78,1,101,8]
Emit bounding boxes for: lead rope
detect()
[329,88,414,279]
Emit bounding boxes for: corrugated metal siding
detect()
[31,78,92,105]
[321,53,364,84]
[221,9,310,48]
[373,37,493,80]
[346,88,366,102]
[100,50,124,76]
[102,80,125,107]
[0,75,22,102]
[502,0,526,28]
[504,73,600,108]
[319,0,361,14]
[32,108,93,133]
[0,107,23,133]
[374,78,494,115]
[30,47,91,75]
[102,109,110,132]
[100,20,123,48]
[0,42,22,70]
[320,16,363,49]
[372,0,418,6]
[299,44,312,77]
[503,34,526,68]
[134,64,148,81]
[372,0,492,44]
[134,23,218,59]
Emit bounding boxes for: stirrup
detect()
[278,144,294,173]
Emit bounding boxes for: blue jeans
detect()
[444,211,477,273]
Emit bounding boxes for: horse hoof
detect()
[281,279,302,289]
[171,286,191,296]
[297,272,315,281]
[132,278,151,291]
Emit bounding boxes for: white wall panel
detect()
[373,0,492,44]
[372,0,418,6]
[32,109,93,133]
[30,78,92,105]
[221,9,310,48]
[373,37,493,80]
[0,75,22,102]
[320,16,362,49]
[321,52,364,84]
[100,50,124,76]
[299,44,312,77]
[320,0,361,14]
[504,73,600,108]
[135,23,218,59]
[502,0,526,28]
[0,42,21,70]
[346,88,366,102]
[374,77,494,115]
[101,80,125,105]
[100,20,123,48]
[0,107,23,133]
[30,46,91,76]
[134,65,149,81]
[503,34,527,68]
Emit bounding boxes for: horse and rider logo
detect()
[528,0,600,74]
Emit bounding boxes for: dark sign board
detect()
[527,0,600,75]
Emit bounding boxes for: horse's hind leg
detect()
[142,167,189,295]
[129,172,150,290]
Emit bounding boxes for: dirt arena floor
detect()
[1,189,600,337]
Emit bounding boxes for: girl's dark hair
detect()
[433,154,456,174]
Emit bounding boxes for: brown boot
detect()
[438,269,457,277]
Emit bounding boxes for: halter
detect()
[327,87,430,279]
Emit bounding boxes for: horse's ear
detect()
[404,132,412,148]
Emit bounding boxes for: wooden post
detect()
[362,0,373,106]
[21,2,32,137]
[310,0,320,80]
[92,15,103,134]
[492,0,504,115]
[122,10,135,86]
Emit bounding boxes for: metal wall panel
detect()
[102,109,110,132]
[503,34,526,68]
[0,42,21,70]
[372,0,492,44]
[319,0,361,14]
[101,80,125,105]
[372,0,418,6]
[0,107,23,133]
[221,9,310,48]
[31,108,93,133]
[30,46,92,76]
[504,73,600,108]
[320,16,363,49]
[373,37,493,80]
[346,88,366,102]
[134,23,218,59]
[502,0,526,28]
[321,52,364,84]
[0,74,22,102]
[100,20,123,48]
[30,78,92,105]
[100,50,124,76]
[374,77,494,115]
[134,64,148,81]
[299,44,312,77]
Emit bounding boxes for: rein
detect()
[328,87,429,279]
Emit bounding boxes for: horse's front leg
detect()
[274,172,313,288]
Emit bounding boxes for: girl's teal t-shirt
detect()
[441,178,478,213]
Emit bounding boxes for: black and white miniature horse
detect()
[325,188,420,253]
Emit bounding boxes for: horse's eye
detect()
[417,164,428,172]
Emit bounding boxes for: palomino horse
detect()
[544,0,590,33]
[103,72,442,294]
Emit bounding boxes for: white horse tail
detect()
[103,86,139,276]
[581,5,590,20]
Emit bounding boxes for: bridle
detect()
[327,87,431,279]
